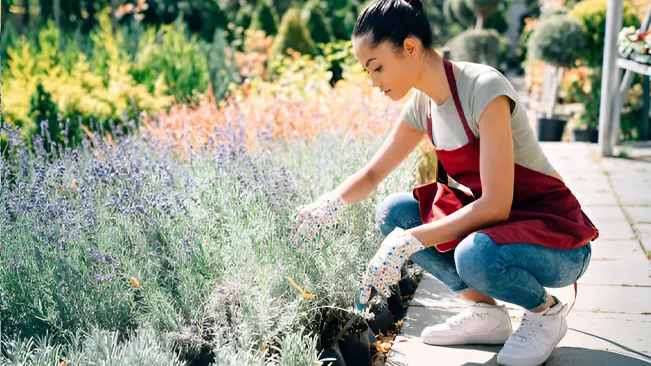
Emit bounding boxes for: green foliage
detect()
[250,0,279,36]
[271,7,317,57]
[318,40,358,84]
[301,1,333,45]
[331,3,359,40]
[1,21,18,66]
[28,82,60,152]
[569,0,640,67]
[1,14,172,150]
[527,15,587,68]
[515,7,570,66]
[235,4,254,30]
[131,16,210,103]
[200,28,241,101]
[467,0,501,19]
[484,4,509,33]
[446,0,476,27]
[446,28,507,68]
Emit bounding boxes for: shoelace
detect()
[447,310,485,326]
[511,316,546,343]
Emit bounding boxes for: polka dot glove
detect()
[291,191,349,246]
[359,227,425,305]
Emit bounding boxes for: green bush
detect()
[569,0,639,67]
[331,4,359,40]
[200,28,241,102]
[1,15,172,150]
[446,28,507,68]
[235,4,254,30]
[250,0,280,36]
[514,7,569,66]
[271,8,318,57]
[467,0,501,19]
[484,4,510,33]
[28,82,60,152]
[527,14,587,68]
[302,1,334,45]
[131,17,210,103]
[445,0,476,27]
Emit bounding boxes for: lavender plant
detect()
[0,100,418,363]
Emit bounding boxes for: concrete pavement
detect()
[387,142,651,365]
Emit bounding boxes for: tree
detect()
[527,14,587,118]
[301,1,333,45]
[271,7,317,57]
[250,0,279,36]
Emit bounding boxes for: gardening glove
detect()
[290,191,349,246]
[359,227,425,305]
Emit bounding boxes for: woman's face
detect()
[352,35,419,101]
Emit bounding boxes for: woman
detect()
[291,0,598,365]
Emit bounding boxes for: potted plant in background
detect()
[527,13,587,141]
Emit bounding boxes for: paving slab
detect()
[388,308,651,366]
[582,206,630,222]
[589,239,648,261]
[388,140,651,365]
[590,219,636,240]
[625,207,651,224]
[577,259,651,286]
[636,224,651,254]
[572,189,620,207]
[410,274,651,315]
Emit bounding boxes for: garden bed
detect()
[0,96,426,365]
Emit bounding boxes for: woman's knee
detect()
[454,233,502,290]
[375,192,422,237]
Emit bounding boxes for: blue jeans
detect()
[375,192,592,311]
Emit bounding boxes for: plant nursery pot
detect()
[387,284,407,321]
[398,275,419,298]
[368,306,396,335]
[319,342,347,366]
[338,327,374,366]
[537,117,567,142]
[572,127,599,143]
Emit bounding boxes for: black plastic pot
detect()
[572,128,598,143]
[387,284,406,321]
[318,342,347,366]
[338,327,374,366]
[368,306,396,335]
[398,275,419,298]
[537,117,567,142]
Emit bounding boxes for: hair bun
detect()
[405,0,424,11]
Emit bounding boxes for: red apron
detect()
[412,58,599,253]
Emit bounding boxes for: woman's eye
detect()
[374,66,382,72]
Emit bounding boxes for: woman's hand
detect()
[290,191,349,246]
[359,227,425,305]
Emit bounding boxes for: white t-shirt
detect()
[400,61,555,176]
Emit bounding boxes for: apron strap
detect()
[442,59,477,148]
[565,282,578,316]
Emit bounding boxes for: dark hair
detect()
[353,0,433,50]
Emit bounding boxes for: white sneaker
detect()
[497,297,568,366]
[421,302,513,346]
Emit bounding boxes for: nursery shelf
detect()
[617,58,651,76]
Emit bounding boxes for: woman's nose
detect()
[370,75,380,88]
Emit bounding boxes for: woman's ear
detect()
[402,37,418,57]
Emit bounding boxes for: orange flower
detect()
[0,243,3,253]
[129,277,140,288]
[60,361,67,366]
[71,180,77,191]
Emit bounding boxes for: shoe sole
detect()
[422,329,513,346]
[497,319,568,366]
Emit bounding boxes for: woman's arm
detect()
[334,119,426,204]
[407,95,515,247]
